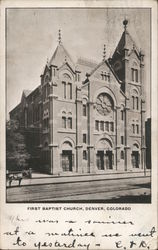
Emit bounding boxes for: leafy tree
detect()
[6,119,31,171]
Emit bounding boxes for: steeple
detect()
[103,44,106,61]
[111,18,139,60]
[48,29,75,70]
[109,18,141,86]
[58,29,62,45]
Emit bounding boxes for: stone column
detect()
[141,100,146,173]
[87,97,95,173]
[49,90,60,174]
[115,106,120,170]
[76,85,83,173]
[124,100,131,171]
[140,53,146,173]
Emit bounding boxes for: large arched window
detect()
[131,61,139,82]
[61,73,73,100]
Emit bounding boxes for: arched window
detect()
[61,73,73,100]
[121,150,124,159]
[136,124,139,134]
[83,150,87,160]
[68,117,72,129]
[68,83,72,99]
[95,120,99,131]
[100,121,104,131]
[62,81,66,99]
[132,122,139,134]
[105,121,109,131]
[132,124,135,133]
[110,122,114,132]
[62,116,66,128]
[131,62,139,82]
[83,104,87,116]
[131,89,139,110]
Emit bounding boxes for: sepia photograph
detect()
[6,8,151,203]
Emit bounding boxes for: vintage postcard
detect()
[0,0,157,249]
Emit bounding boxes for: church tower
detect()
[110,19,146,171]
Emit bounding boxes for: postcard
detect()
[0,0,157,249]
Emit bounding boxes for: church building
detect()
[9,19,146,175]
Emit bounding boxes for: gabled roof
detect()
[112,29,140,59]
[89,59,122,84]
[89,61,104,76]
[49,43,75,69]
[58,61,76,74]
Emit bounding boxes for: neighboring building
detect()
[145,118,151,169]
[9,19,147,175]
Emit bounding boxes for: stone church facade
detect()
[10,20,146,175]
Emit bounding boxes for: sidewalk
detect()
[7,170,151,188]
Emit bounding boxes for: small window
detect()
[83,150,87,160]
[83,104,87,116]
[132,96,135,109]
[132,68,134,81]
[62,117,66,128]
[62,81,66,99]
[68,117,72,129]
[100,121,104,131]
[135,69,138,82]
[136,97,139,110]
[131,68,138,82]
[121,150,124,159]
[136,124,139,134]
[132,124,135,134]
[105,121,109,131]
[83,134,87,143]
[95,120,99,131]
[110,122,114,132]
[121,136,124,145]
[68,83,72,99]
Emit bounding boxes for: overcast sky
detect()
[6,8,151,118]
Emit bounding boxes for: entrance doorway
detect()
[105,150,113,169]
[131,151,140,168]
[96,150,113,170]
[61,150,72,172]
[96,151,104,170]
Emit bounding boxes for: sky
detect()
[6,8,151,118]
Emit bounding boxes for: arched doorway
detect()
[96,138,114,170]
[131,143,140,168]
[61,141,74,172]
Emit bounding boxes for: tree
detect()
[6,119,31,171]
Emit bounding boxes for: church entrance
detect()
[96,150,113,170]
[131,151,140,168]
[61,150,72,172]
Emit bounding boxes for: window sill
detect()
[57,129,76,134]
[129,81,141,86]
[58,98,75,103]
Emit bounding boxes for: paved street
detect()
[7,176,151,203]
